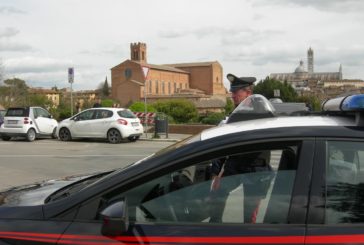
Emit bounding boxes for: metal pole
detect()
[144,82,147,138]
[70,83,73,116]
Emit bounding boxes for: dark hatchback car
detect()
[2,95,364,244]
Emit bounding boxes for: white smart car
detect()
[57,107,143,143]
[0,107,58,142]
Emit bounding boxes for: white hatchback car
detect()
[0,107,58,142]
[57,108,144,143]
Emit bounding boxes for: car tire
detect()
[107,129,122,144]
[51,127,57,139]
[1,136,11,141]
[26,128,36,142]
[128,136,139,142]
[59,128,72,141]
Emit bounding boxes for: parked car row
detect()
[0,107,144,143]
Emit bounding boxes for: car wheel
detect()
[1,136,11,141]
[128,136,139,142]
[59,128,72,141]
[107,129,122,144]
[51,127,57,139]
[26,128,36,142]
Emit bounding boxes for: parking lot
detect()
[0,138,174,190]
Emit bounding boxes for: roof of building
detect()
[165,61,220,68]
[146,63,189,74]
[29,88,60,94]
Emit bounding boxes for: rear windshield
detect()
[6,108,29,117]
[117,109,136,119]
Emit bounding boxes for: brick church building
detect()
[111,42,227,110]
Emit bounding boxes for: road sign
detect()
[68,68,74,84]
[274,89,280,97]
[142,66,149,79]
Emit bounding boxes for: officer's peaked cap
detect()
[227,73,256,92]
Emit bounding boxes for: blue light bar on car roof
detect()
[323,94,364,111]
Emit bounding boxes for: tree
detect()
[99,76,110,98]
[253,77,298,102]
[2,78,29,106]
[153,99,198,123]
[296,95,322,112]
[27,94,53,109]
[225,98,234,115]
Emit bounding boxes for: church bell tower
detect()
[130,42,147,63]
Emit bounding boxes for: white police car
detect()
[1,95,364,244]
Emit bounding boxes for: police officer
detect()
[209,73,271,223]
[227,73,256,107]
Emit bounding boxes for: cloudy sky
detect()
[1,0,364,90]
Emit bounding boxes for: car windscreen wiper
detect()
[44,172,111,203]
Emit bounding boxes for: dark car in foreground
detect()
[1,94,364,244]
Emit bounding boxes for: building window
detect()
[149,80,152,94]
[174,82,177,93]
[142,52,145,61]
[162,81,165,94]
[168,82,171,94]
[156,80,159,94]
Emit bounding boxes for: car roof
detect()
[200,115,356,141]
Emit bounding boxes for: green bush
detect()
[153,99,198,124]
[129,101,157,112]
[201,112,226,125]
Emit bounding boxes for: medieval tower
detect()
[307,47,314,74]
[130,42,147,63]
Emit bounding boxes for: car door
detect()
[70,110,96,137]
[60,139,314,244]
[33,108,53,134]
[0,216,70,244]
[306,139,364,244]
[92,109,114,137]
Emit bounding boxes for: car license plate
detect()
[132,122,139,127]
[7,120,17,124]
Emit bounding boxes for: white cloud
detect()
[1,0,364,89]
[0,6,26,15]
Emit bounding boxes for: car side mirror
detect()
[72,116,79,121]
[100,199,129,236]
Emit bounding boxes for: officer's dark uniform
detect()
[209,73,272,223]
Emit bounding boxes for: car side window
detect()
[95,110,113,119]
[37,108,50,118]
[326,141,364,224]
[77,110,95,121]
[99,143,300,224]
